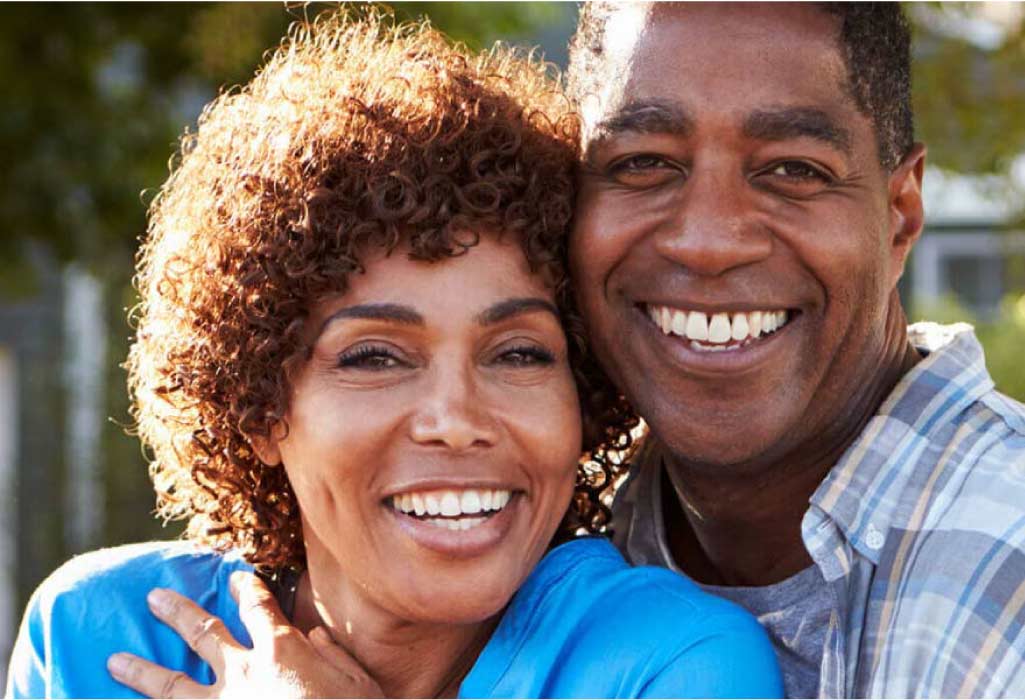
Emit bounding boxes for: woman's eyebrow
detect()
[476,297,560,326]
[316,303,424,338]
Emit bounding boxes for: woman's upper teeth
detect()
[647,306,789,343]
[391,489,512,517]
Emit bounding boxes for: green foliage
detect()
[911,294,1025,402]
[912,3,1025,176]
[911,2,1025,226]
[0,2,568,294]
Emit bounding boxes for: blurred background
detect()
[1,2,1024,681]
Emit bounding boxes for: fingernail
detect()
[147,588,172,614]
[107,653,130,677]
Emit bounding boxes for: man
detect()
[566,2,1025,697]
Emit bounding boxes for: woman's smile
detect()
[386,487,524,557]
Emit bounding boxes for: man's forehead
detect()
[580,2,850,137]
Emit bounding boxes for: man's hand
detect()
[107,571,384,698]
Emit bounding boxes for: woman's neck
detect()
[292,548,498,698]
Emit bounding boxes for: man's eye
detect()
[606,153,681,188]
[496,345,555,367]
[613,154,669,171]
[336,345,406,370]
[767,161,830,182]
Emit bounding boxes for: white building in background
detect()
[914,166,1025,318]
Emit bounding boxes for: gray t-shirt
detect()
[611,455,835,699]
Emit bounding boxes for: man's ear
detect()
[250,421,287,467]
[888,142,927,284]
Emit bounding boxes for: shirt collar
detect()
[808,322,994,564]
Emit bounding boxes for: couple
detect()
[9,3,1025,699]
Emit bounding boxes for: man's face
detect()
[571,3,924,469]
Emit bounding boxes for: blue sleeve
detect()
[5,586,48,698]
[638,612,784,699]
[4,543,252,699]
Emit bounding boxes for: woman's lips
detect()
[388,487,512,523]
[385,490,522,558]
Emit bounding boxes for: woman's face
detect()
[261,235,582,625]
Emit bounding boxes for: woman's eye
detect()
[336,344,407,371]
[496,345,555,367]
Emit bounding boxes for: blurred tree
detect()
[0,2,568,293]
[912,2,1025,180]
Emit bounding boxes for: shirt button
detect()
[865,524,885,550]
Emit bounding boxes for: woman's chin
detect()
[373,501,550,625]
[399,590,512,631]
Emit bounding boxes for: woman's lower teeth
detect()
[424,516,487,531]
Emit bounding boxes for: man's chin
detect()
[649,417,804,476]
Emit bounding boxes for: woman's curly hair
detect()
[128,9,638,569]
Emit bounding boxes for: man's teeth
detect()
[647,306,789,345]
[390,489,512,530]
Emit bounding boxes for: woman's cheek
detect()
[520,373,583,481]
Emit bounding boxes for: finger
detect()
[147,588,243,669]
[309,626,364,675]
[108,653,208,699]
[231,571,295,647]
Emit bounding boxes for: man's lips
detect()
[630,302,803,376]
[642,303,800,351]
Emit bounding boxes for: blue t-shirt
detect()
[6,537,782,698]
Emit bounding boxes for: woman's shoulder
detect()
[530,536,769,639]
[464,537,783,698]
[7,541,251,699]
[25,540,251,631]
[34,540,247,602]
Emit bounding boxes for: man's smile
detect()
[643,304,798,351]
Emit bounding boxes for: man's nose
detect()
[653,161,772,276]
[409,367,499,451]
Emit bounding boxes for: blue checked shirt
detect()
[613,322,1025,697]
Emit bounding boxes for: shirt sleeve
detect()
[639,612,784,699]
[5,587,48,699]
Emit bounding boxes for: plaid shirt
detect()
[612,323,1025,697]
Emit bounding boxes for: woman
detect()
[6,12,782,699]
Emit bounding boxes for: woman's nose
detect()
[408,368,499,451]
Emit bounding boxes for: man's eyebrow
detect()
[742,107,852,154]
[595,100,694,138]
[316,303,424,338]
[476,297,560,326]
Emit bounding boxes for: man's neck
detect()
[660,314,922,587]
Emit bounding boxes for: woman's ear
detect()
[250,421,287,467]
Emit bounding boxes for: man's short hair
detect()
[568,2,914,170]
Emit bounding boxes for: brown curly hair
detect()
[128,9,638,569]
